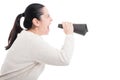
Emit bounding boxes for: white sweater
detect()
[0,30,74,80]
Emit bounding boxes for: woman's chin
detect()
[44,31,49,35]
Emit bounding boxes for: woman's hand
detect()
[62,22,74,35]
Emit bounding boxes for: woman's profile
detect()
[0,3,74,80]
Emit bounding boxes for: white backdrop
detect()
[0,0,120,80]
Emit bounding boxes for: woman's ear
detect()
[32,18,40,27]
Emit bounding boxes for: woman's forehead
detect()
[41,7,49,14]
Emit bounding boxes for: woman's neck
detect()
[27,28,43,36]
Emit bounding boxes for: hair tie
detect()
[21,13,25,17]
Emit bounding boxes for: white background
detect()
[0,0,120,80]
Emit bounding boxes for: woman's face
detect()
[39,7,52,35]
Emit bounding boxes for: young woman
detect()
[0,3,74,80]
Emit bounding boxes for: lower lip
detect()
[46,27,49,34]
[48,26,49,30]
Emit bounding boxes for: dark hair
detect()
[5,3,45,50]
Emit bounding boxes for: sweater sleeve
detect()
[31,34,74,66]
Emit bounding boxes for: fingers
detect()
[62,22,73,34]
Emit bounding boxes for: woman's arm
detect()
[31,34,74,66]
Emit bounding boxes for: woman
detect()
[0,3,74,80]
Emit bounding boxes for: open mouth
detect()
[47,26,49,30]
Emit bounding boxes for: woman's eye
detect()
[47,14,50,17]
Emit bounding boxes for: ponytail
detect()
[5,3,45,50]
[5,13,24,50]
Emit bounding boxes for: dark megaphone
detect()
[58,24,88,36]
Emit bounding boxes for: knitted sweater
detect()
[0,30,74,80]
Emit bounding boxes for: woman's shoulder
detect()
[17,30,43,42]
[19,30,41,38]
